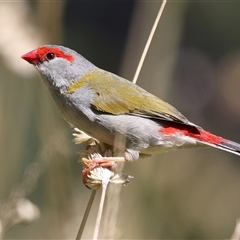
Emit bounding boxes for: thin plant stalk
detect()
[93,171,112,240]
[132,0,167,84]
[76,190,96,240]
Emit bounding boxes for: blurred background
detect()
[1,0,240,239]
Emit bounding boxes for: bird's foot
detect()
[82,157,126,165]
[81,156,131,190]
[81,156,126,181]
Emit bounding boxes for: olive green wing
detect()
[85,70,189,124]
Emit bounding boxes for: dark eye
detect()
[46,52,55,60]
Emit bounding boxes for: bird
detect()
[21,45,240,162]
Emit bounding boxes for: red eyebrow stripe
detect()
[159,125,226,145]
[37,47,74,62]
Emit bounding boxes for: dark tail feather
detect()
[206,139,240,157]
[192,129,240,157]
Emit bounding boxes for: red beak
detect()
[21,49,39,65]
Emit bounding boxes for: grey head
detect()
[21,45,97,91]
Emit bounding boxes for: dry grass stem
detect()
[92,170,112,240]
[132,0,167,84]
[75,190,96,240]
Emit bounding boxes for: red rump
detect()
[160,125,227,145]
